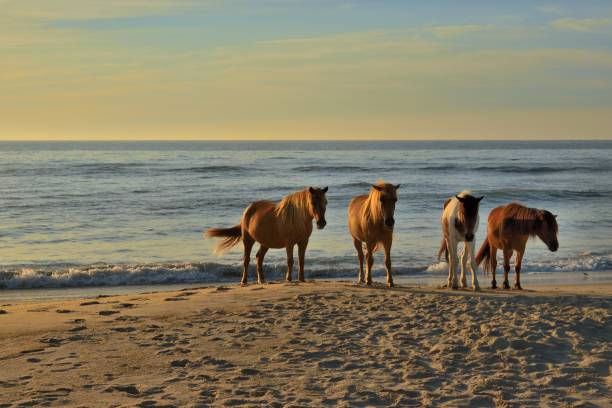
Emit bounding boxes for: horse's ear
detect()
[455,195,465,203]
[394,184,400,190]
[554,214,558,218]
[322,186,328,193]
[308,187,315,194]
[373,185,383,192]
[477,196,484,202]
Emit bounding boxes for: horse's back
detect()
[487,202,529,249]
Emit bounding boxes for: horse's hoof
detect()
[503,281,510,290]
[491,281,497,289]
[240,282,248,287]
[514,284,523,290]
[473,286,481,291]
[387,282,394,288]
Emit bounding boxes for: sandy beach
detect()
[0,281,610,407]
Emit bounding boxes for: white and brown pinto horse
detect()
[205,187,328,285]
[348,182,399,287]
[476,202,558,290]
[438,191,483,290]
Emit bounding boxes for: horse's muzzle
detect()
[385,218,395,228]
[316,220,327,229]
[548,241,559,252]
[465,233,474,242]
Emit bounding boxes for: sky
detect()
[1,0,612,140]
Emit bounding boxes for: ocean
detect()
[1,141,611,296]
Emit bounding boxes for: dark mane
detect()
[502,202,556,237]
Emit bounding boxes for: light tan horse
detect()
[476,202,558,290]
[205,187,328,285]
[348,182,400,287]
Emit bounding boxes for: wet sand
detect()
[0,281,610,407]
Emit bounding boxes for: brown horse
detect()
[348,181,400,287]
[205,187,328,285]
[476,202,558,290]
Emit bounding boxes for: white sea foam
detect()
[1,251,611,290]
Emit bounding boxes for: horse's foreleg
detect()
[467,242,480,291]
[490,247,498,289]
[255,246,268,284]
[460,244,468,288]
[447,240,459,289]
[285,244,294,282]
[241,236,254,286]
[353,238,364,284]
[297,240,308,282]
[383,241,394,288]
[514,249,524,290]
[502,249,512,290]
[365,243,374,286]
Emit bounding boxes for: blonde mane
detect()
[275,189,314,229]
[362,181,389,225]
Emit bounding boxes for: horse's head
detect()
[308,186,328,229]
[373,183,400,230]
[536,210,559,251]
[456,194,483,242]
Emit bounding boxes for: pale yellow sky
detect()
[1,1,611,140]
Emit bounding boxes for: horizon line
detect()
[1,138,611,142]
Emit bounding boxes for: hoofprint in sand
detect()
[0,282,609,407]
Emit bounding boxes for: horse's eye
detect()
[380,198,385,203]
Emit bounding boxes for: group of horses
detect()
[205,182,559,290]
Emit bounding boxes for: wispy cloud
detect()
[536,4,567,15]
[425,24,492,38]
[550,17,612,32]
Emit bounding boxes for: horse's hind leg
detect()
[460,244,468,288]
[447,240,459,289]
[490,247,498,289]
[285,244,294,282]
[255,245,268,284]
[241,235,255,286]
[353,238,364,284]
[502,249,512,290]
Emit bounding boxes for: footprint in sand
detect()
[99,310,119,316]
[111,327,136,333]
[79,301,100,306]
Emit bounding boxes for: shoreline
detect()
[1,270,611,302]
[0,281,609,406]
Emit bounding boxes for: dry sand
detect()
[0,281,610,407]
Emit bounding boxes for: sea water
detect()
[1,141,611,297]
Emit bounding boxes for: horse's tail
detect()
[204,224,242,255]
[437,239,449,262]
[476,237,492,276]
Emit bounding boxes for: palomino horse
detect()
[476,202,558,290]
[205,187,328,285]
[348,182,399,287]
[438,191,483,290]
